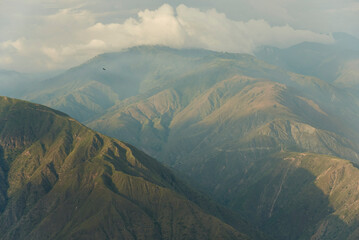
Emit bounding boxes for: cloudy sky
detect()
[0,0,358,72]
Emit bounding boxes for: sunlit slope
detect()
[89,74,359,168]
[24,47,228,122]
[0,96,249,240]
[24,46,359,123]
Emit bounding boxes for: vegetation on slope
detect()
[0,96,250,240]
[230,152,359,240]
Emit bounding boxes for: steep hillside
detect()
[229,152,359,240]
[90,74,359,160]
[89,74,359,194]
[0,96,251,240]
[17,46,359,239]
[24,47,222,122]
[24,45,359,122]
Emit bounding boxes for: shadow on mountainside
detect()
[180,151,358,240]
[0,146,8,213]
[228,154,358,240]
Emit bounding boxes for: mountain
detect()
[254,33,359,90]
[0,96,253,240]
[0,69,61,98]
[332,32,359,51]
[23,47,219,122]
[19,46,359,239]
[23,46,359,141]
[229,151,359,240]
[89,74,359,172]
[0,70,32,98]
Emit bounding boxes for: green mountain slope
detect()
[0,96,252,240]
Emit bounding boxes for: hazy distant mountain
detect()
[332,32,359,51]
[23,47,220,122]
[19,46,359,239]
[0,69,62,98]
[255,33,359,90]
[0,70,31,97]
[0,96,255,240]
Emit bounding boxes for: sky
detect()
[0,0,358,72]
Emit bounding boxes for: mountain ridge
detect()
[8,45,359,239]
[0,96,253,240]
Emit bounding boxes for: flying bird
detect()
[102,67,106,70]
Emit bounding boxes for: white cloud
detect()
[0,38,25,52]
[0,4,334,72]
[176,5,333,52]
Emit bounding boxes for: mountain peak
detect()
[0,96,249,240]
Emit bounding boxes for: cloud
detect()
[0,4,334,72]
[87,4,186,49]
[176,5,333,52]
[0,38,25,52]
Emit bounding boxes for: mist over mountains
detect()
[1,33,359,239]
[255,32,359,90]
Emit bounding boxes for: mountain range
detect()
[255,32,359,91]
[1,34,359,239]
[0,96,256,240]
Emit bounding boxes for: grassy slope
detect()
[89,74,359,166]
[0,96,250,240]
[230,152,359,240]
[85,72,359,239]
